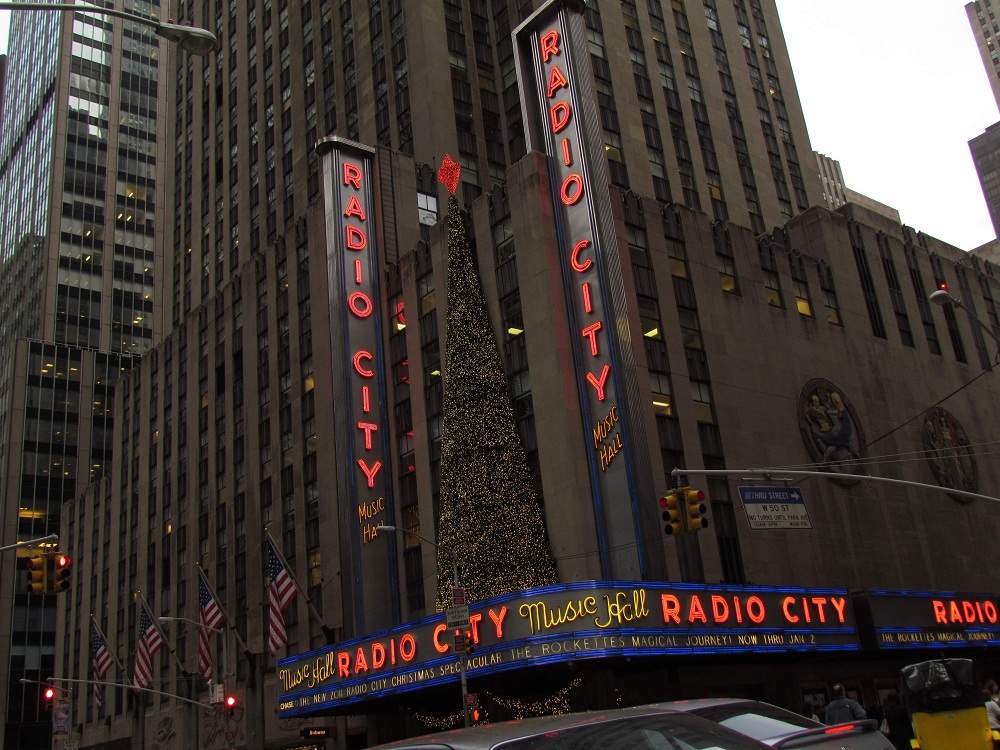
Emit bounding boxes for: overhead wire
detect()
[754,440,1000,469]
[754,447,1000,474]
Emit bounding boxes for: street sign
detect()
[52,700,71,739]
[301,727,331,738]
[446,605,470,628]
[738,486,812,529]
[464,692,478,706]
[208,683,224,705]
[451,587,466,606]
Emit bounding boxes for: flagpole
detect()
[195,563,251,657]
[264,528,336,641]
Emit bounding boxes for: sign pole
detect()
[451,566,470,728]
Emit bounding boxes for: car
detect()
[664,699,894,750]
[371,704,776,749]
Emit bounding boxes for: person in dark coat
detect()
[884,693,914,750]
[824,684,866,724]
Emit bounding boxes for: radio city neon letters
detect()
[932,598,998,625]
[539,27,610,403]
[341,162,383,490]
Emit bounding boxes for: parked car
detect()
[665,698,894,749]
[371,704,775,749]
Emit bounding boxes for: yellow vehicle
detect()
[907,705,995,749]
[901,658,996,750]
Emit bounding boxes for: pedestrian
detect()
[883,693,913,750]
[801,699,820,723]
[985,679,1000,730]
[824,684,866,725]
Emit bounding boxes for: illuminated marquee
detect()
[275,581,859,716]
[861,589,1000,650]
[318,137,398,632]
[514,0,652,576]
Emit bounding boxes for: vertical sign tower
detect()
[513,0,657,579]
[318,137,400,633]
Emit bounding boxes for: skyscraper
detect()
[814,151,900,223]
[971,121,1000,239]
[0,5,167,748]
[165,0,821,326]
[967,0,1000,111]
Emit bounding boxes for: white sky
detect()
[774,0,996,250]
[0,3,996,249]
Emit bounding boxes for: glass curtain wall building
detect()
[0,4,167,749]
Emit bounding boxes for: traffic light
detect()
[47,553,71,593]
[463,630,475,656]
[224,694,238,715]
[466,693,482,724]
[937,280,949,292]
[683,487,709,532]
[659,490,683,535]
[26,554,47,594]
[42,686,56,705]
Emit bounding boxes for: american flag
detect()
[132,600,165,692]
[198,571,225,679]
[265,538,297,656]
[90,621,113,708]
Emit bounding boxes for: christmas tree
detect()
[434,156,558,609]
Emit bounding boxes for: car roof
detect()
[371,704,690,750]
[649,698,759,712]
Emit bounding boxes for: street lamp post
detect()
[156,616,226,750]
[374,524,471,728]
[158,615,228,684]
[929,287,1000,349]
[0,2,219,56]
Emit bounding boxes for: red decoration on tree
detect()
[437,154,462,195]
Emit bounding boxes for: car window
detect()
[494,714,767,750]
[693,703,818,741]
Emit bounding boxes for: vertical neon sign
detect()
[514,1,656,578]
[318,137,400,634]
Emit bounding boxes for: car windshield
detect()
[692,703,819,740]
[495,713,767,750]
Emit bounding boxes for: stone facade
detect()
[56,148,1000,748]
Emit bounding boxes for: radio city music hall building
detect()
[50,1,1000,749]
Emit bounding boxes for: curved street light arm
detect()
[0,2,219,55]
[374,524,438,550]
[929,288,1000,350]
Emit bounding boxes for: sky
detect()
[775,0,998,251]
[0,3,996,249]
